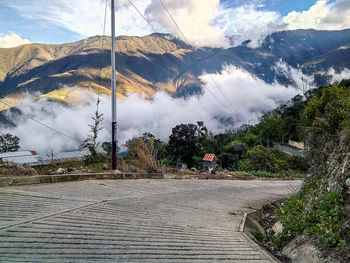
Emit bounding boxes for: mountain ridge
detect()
[1,29,350,105]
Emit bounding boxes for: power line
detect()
[208,74,240,113]
[0,100,82,143]
[126,0,238,116]
[158,0,189,43]
[127,0,158,32]
[98,0,108,89]
[157,0,239,116]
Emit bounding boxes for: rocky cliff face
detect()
[327,134,350,194]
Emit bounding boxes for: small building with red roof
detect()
[202,153,218,168]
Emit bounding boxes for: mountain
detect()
[1,29,350,106]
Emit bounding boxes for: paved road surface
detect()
[0,179,302,262]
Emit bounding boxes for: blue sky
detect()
[221,0,335,16]
[0,3,79,44]
[0,0,348,47]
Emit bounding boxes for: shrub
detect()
[274,174,346,250]
[288,155,309,172]
[125,137,164,173]
[238,159,253,171]
[242,146,289,173]
[84,152,105,165]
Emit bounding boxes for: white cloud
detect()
[2,66,300,153]
[327,68,350,83]
[145,0,228,47]
[222,4,284,48]
[145,1,285,48]
[0,33,31,48]
[4,0,284,48]
[3,0,350,49]
[3,63,349,154]
[7,0,153,38]
[274,59,316,95]
[199,65,299,123]
[284,0,350,30]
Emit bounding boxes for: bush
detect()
[274,174,346,250]
[84,152,105,165]
[288,155,309,172]
[238,158,253,171]
[220,152,240,170]
[125,137,164,173]
[242,146,289,173]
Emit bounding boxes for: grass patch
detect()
[251,229,265,242]
[247,171,284,178]
[247,171,306,179]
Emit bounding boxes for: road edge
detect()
[240,210,281,263]
[0,173,164,187]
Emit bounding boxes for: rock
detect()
[346,177,350,194]
[55,168,65,174]
[282,236,335,263]
[101,164,109,170]
[67,167,76,173]
[164,174,176,179]
[113,169,121,174]
[264,213,271,218]
[271,221,283,235]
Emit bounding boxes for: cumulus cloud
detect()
[145,0,228,47]
[222,4,284,48]
[144,0,286,48]
[1,0,286,48]
[2,65,300,153]
[2,0,350,49]
[327,68,350,83]
[0,33,31,48]
[284,0,350,30]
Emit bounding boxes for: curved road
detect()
[0,179,302,262]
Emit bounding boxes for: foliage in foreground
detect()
[274,173,346,250]
[273,80,350,254]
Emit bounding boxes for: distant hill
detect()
[1,29,350,104]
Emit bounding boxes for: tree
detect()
[241,145,289,173]
[255,112,283,147]
[167,122,208,167]
[81,97,105,163]
[0,133,20,152]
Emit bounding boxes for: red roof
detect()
[202,153,217,162]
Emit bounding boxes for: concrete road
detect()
[0,179,302,262]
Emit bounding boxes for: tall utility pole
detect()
[111,0,117,170]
